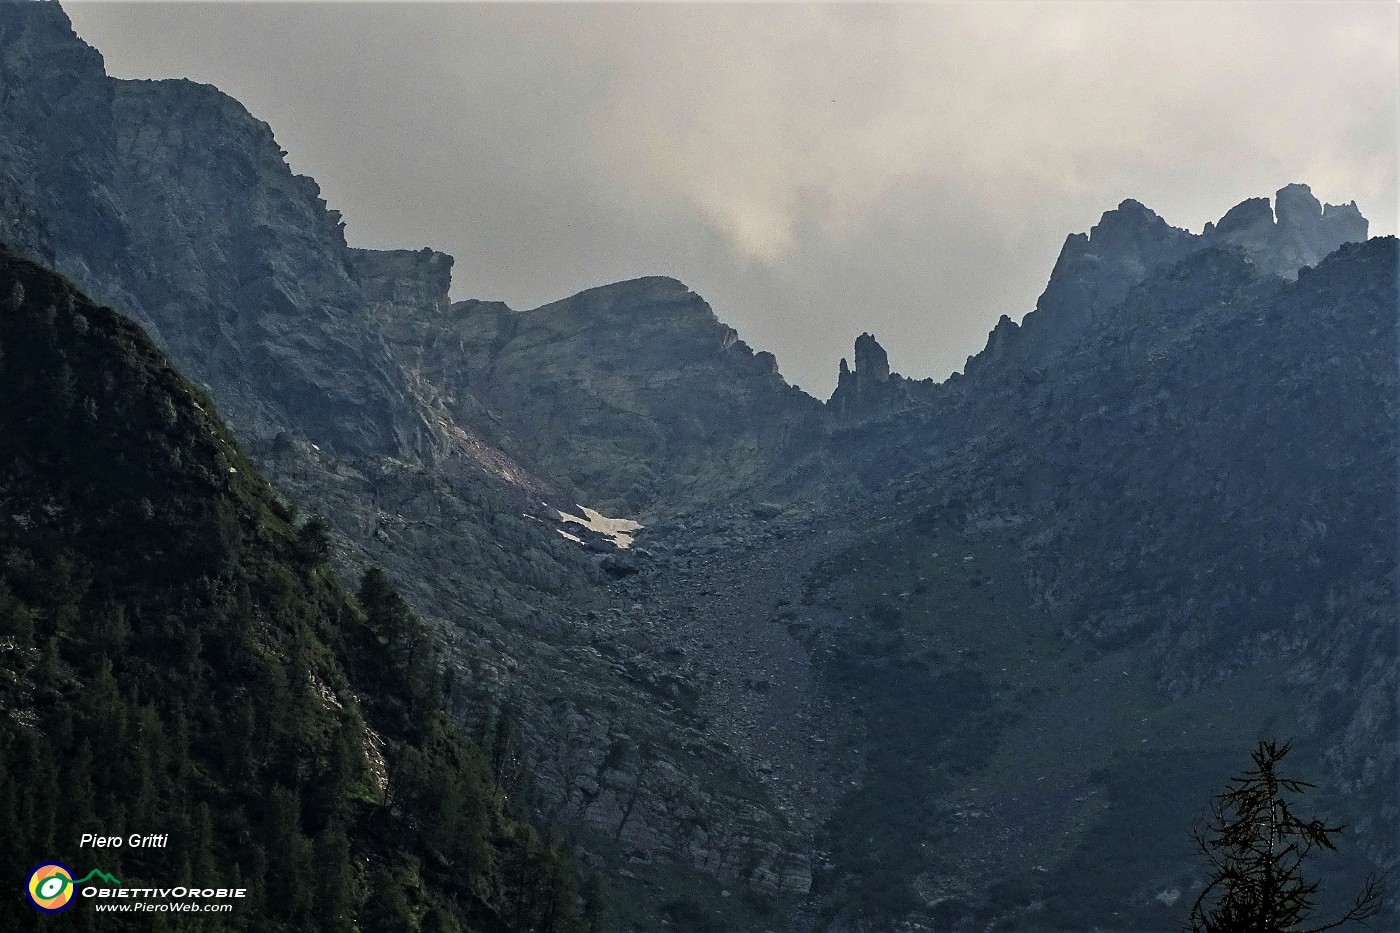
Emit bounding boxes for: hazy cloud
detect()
[66,1,1398,395]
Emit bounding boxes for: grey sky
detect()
[66,1,1398,397]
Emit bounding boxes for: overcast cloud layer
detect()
[67,2,1398,397]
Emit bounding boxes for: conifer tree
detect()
[1189,739,1382,933]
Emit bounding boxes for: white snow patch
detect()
[556,506,643,549]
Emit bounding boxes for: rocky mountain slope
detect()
[0,3,1392,931]
[0,2,433,458]
[800,236,1396,930]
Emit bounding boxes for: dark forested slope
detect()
[0,246,594,931]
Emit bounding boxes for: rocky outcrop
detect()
[834,333,890,397]
[1203,182,1368,278]
[961,186,1369,381]
[1208,196,1274,239]
[0,0,125,288]
[828,332,932,420]
[349,246,455,317]
[851,332,890,383]
[111,78,439,457]
[1011,198,1200,362]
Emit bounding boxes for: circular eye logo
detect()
[27,862,76,912]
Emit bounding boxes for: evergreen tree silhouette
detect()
[1189,739,1381,933]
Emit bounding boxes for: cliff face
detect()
[0,2,433,458]
[0,1,120,272]
[377,274,828,513]
[1204,182,1368,277]
[1015,198,1201,361]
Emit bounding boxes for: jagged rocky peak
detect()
[1322,198,1366,226]
[833,332,889,400]
[1037,198,1200,280]
[1085,198,1194,254]
[1275,182,1368,258]
[1203,183,1368,277]
[962,183,1371,379]
[1273,182,1322,228]
[830,332,919,418]
[1007,198,1199,362]
[853,332,891,383]
[957,313,1025,382]
[1071,198,1198,270]
[1207,196,1273,238]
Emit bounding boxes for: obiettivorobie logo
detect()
[25,857,246,914]
[26,862,122,913]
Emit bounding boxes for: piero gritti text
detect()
[80,833,170,849]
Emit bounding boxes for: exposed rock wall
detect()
[0,3,434,456]
[827,332,940,426]
[375,274,829,514]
